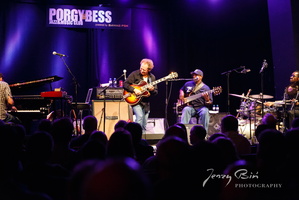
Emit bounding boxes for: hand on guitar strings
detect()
[147,85,155,91]
[134,88,142,95]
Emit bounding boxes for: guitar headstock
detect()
[167,72,178,79]
[213,86,222,95]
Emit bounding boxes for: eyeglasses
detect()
[140,67,149,72]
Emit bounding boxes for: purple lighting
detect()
[1,30,21,71]
[142,26,158,58]
[139,9,159,62]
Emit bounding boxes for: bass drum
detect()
[238,118,260,139]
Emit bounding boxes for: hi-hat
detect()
[249,94,274,99]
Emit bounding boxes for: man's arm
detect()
[7,96,14,106]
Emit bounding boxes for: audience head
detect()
[26,131,54,163]
[190,125,207,145]
[77,139,106,161]
[38,119,52,133]
[124,122,143,144]
[208,132,227,142]
[83,115,98,133]
[70,158,152,200]
[114,120,128,130]
[221,115,239,133]
[255,124,271,142]
[89,130,108,146]
[211,136,239,166]
[156,136,190,175]
[107,129,135,159]
[163,124,188,143]
[283,128,299,160]
[174,122,187,135]
[257,129,286,166]
[51,117,74,144]
[261,113,277,129]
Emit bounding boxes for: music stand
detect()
[72,88,93,134]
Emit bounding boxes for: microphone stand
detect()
[221,66,244,114]
[98,73,124,133]
[164,78,192,129]
[259,59,268,119]
[60,56,80,135]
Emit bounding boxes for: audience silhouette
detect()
[70,115,98,150]
[2,112,299,200]
[124,122,154,164]
[189,124,207,145]
[50,117,78,170]
[220,114,251,155]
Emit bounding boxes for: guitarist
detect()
[179,69,212,132]
[123,58,158,133]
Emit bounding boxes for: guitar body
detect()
[123,81,151,105]
[123,72,179,106]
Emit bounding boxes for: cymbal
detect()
[229,93,246,98]
[229,93,262,103]
[249,94,274,99]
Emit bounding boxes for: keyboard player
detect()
[0,73,19,123]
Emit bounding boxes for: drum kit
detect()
[230,93,291,139]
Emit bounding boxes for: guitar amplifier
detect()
[96,87,124,100]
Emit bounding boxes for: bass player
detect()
[179,69,212,132]
[123,58,158,133]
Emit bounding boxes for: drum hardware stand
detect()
[280,91,289,133]
[290,91,299,111]
[236,89,252,119]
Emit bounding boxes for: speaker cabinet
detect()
[92,100,133,139]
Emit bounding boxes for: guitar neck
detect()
[185,89,214,103]
[150,76,170,86]
[142,76,170,90]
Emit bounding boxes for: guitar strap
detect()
[192,82,204,94]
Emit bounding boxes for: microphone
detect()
[52,51,67,57]
[241,68,251,74]
[123,69,127,80]
[259,59,268,73]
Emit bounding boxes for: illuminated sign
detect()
[47,5,131,30]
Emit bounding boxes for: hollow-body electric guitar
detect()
[176,86,222,110]
[123,72,178,105]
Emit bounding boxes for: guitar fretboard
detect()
[141,74,176,90]
[186,89,215,103]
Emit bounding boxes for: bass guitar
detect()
[176,86,222,110]
[123,72,178,105]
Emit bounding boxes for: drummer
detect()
[264,70,299,130]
